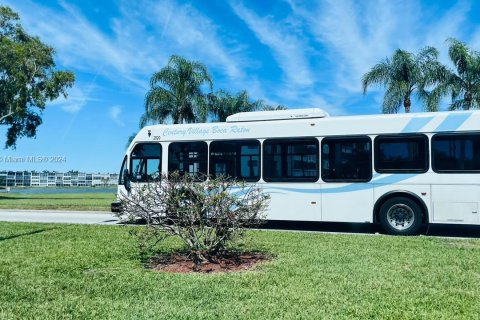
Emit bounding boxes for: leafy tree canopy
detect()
[429,38,480,111]
[142,55,213,126]
[0,6,75,147]
[208,89,288,122]
[208,89,263,122]
[362,46,445,113]
[132,54,288,148]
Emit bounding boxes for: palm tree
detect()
[362,46,445,113]
[142,55,213,126]
[429,38,480,111]
[209,90,263,122]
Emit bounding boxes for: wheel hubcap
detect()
[386,204,414,231]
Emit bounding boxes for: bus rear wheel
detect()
[379,197,422,235]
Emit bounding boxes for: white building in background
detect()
[31,172,40,186]
[0,171,118,187]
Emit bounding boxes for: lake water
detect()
[0,187,117,194]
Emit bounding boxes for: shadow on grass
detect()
[0,228,55,242]
[263,221,378,234]
[263,221,480,239]
[112,219,480,239]
[424,224,480,238]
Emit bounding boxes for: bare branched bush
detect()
[117,172,269,265]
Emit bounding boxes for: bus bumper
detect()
[111,201,122,213]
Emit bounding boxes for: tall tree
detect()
[0,6,75,147]
[428,38,480,111]
[362,46,444,113]
[142,55,213,126]
[208,90,263,122]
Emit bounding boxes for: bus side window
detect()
[209,140,260,182]
[432,133,480,172]
[168,142,208,180]
[374,134,428,173]
[321,136,372,182]
[263,138,319,182]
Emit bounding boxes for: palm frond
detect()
[125,132,137,149]
[449,99,465,111]
[149,66,175,88]
[142,54,213,124]
[416,46,439,64]
[361,59,391,94]
[447,38,470,76]
[420,86,441,112]
[145,87,173,113]
[382,83,403,114]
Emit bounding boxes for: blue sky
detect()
[1,0,480,173]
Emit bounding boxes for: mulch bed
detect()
[148,252,269,273]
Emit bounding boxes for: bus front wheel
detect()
[379,197,422,235]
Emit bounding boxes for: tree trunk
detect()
[464,89,472,110]
[404,94,411,113]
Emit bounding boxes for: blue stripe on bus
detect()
[253,113,472,196]
[434,112,472,131]
[262,174,417,194]
[370,173,417,184]
[401,116,434,133]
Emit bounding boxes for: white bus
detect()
[112,108,480,235]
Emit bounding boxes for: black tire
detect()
[379,197,423,235]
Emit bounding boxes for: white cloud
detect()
[230,1,314,87]
[468,27,480,51]
[300,0,416,92]
[5,0,475,117]
[3,0,147,90]
[289,0,472,93]
[143,0,245,80]
[277,86,345,115]
[4,0,247,92]
[109,106,124,126]
[48,86,93,113]
[279,0,477,114]
[2,0,274,124]
[227,1,339,113]
[424,1,471,65]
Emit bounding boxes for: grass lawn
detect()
[0,222,479,319]
[0,192,115,211]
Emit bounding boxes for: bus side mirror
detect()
[124,169,131,192]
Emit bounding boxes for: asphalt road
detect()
[0,209,120,225]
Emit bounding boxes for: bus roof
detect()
[226,108,329,122]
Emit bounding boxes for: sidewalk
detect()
[0,209,120,225]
